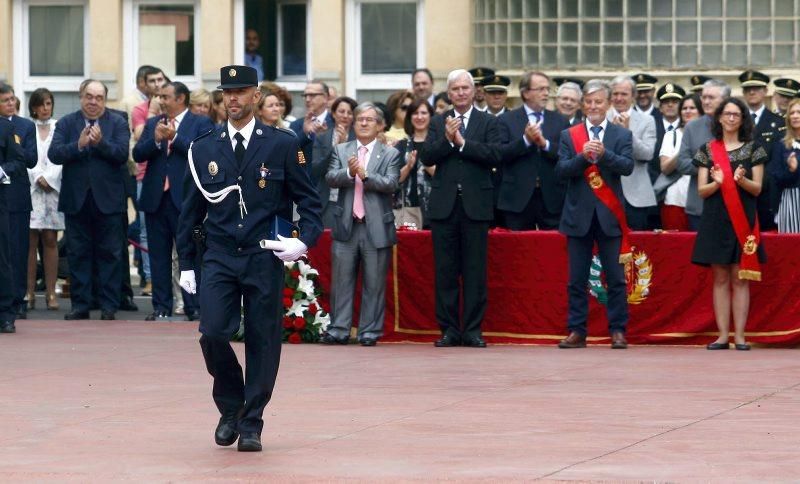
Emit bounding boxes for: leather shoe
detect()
[706,342,730,350]
[185,310,200,321]
[145,310,170,321]
[214,416,239,446]
[119,296,138,312]
[0,321,16,333]
[100,311,115,321]
[735,343,751,351]
[237,432,262,452]
[359,338,377,346]
[320,332,348,345]
[64,310,90,320]
[610,332,628,349]
[463,336,487,348]
[558,332,587,348]
[434,333,461,347]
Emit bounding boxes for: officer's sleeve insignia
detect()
[297,150,306,165]
[13,134,20,145]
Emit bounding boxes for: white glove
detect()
[273,235,308,261]
[179,270,197,294]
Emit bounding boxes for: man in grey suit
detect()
[607,76,656,230]
[322,103,402,346]
[676,79,729,230]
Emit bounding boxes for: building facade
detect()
[0,0,797,118]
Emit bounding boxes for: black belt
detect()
[353,217,366,224]
[206,234,263,255]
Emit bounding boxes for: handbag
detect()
[393,205,422,230]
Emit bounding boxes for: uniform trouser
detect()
[9,211,30,310]
[430,195,489,340]
[566,213,628,336]
[65,194,123,313]
[198,248,283,435]
[328,222,390,340]
[0,207,14,321]
[146,193,196,314]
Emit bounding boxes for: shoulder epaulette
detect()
[192,128,215,143]
[274,125,297,138]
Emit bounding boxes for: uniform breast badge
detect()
[208,161,219,176]
[258,163,269,189]
[297,150,306,165]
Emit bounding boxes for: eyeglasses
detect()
[356,116,377,124]
[302,92,325,99]
[721,111,742,118]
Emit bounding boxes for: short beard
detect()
[227,103,253,122]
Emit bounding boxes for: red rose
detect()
[283,296,293,307]
[308,303,318,314]
[288,332,302,344]
[282,317,293,329]
[293,317,306,330]
[290,270,301,279]
[283,287,294,297]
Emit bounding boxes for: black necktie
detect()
[88,119,96,127]
[751,112,757,122]
[458,115,466,136]
[234,132,245,165]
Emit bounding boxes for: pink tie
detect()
[353,145,368,219]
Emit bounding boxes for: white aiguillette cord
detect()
[187,141,248,219]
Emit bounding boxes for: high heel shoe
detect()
[26,293,35,310]
[46,293,59,311]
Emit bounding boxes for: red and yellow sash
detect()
[568,124,633,263]
[709,140,761,281]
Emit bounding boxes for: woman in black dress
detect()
[393,98,435,228]
[691,98,766,351]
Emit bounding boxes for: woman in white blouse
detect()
[26,88,63,310]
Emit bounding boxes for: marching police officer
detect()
[176,65,322,452]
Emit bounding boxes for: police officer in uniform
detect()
[177,65,322,452]
[0,118,25,333]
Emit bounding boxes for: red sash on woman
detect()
[709,139,761,281]
[568,124,633,263]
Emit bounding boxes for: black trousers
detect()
[65,194,123,313]
[9,211,30,310]
[198,249,283,435]
[146,193,197,314]
[430,195,489,340]
[503,189,560,231]
[624,201,650,231]
[566,214,628,336]
[0,206,14,321]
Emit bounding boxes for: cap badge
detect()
[666,84,674,93]
[229,68,237,77]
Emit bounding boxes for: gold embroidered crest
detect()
[743,235,758,255]
[588,171,604,189]
[297,150,306,165]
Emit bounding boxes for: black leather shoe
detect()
[320,332,348,345]
[706,342,730,350]
[0,321,16,333]
[359,338,377,346]
[463,336,487,348]
[434,333,461,347]
[100,311,115,321]
[214,416,239,446]
[185,310,200,321]
[118,297,138,312]
[145,310,170,321]
[64,310,90,320]
[15,308,27,320]
[237,432,262,452]
[735,343,751,351]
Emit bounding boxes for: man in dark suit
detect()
[423,69,502,348]
[289,80,332,177]
[0,117,25,333]
[134,81,214,321]
[740,70,785,231]
[498,71,570,230]
[0,83,37,320]
[177,65,322,452]
[555,79,634,350]
[322,102,401,346]
[49,79,131,321]
[554,78,584,126]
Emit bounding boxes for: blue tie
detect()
[590,125,602,140]
[458,115,466,136]
[529,111,543,124]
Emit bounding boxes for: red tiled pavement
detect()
[1,319,799,482]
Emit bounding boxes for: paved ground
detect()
[1,318,799,482]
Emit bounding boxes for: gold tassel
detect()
[738,269,762,281]
[619,253,633,264]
